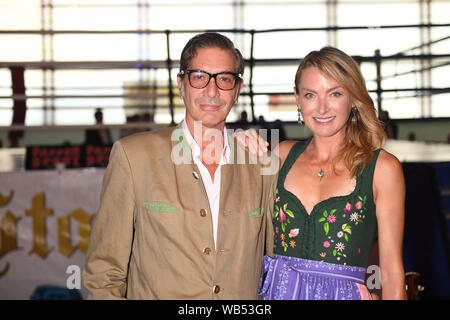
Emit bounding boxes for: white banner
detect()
[0,168,105,299]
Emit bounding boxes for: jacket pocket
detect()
[144,201,176,213]
[249,207,264,218]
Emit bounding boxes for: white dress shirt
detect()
[181,120,231,249]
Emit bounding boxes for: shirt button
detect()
[203,247,212,255]
[213,285,220,294]
[200,209,207,217]
[193,171,199,180]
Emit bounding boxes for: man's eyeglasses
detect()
[180,69,241,91]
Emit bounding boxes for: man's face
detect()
[177,47,242,132]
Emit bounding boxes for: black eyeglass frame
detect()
[179,69,242,91]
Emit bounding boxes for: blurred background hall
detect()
[0,0,449,299]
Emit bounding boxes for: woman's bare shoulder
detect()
[376,149,403,174]
[373,149,405,198]
[276,140,299,167]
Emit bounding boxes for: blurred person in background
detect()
[85,108,112,146]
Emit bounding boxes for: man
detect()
[83,33,276,299]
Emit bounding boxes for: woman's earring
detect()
[351,107,358,123]
[298,109,304,126]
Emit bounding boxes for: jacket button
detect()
[200,209,207,217]
[203,247,211,255]
[213,285,220,294]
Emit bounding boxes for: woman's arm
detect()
[373,150,407,300]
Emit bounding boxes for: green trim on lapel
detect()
[249,208,264,217]
[144,201,177,213]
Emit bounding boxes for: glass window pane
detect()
[0,0,40,29]
[244,3,326,29]
[0,35,42,61]
[431,28,450,54]
[432,93,450,118]
[337,29,421,56]
[381,94,422,120]
[147,5,233,30]
[254,31,327,59]
[0,69,13,126]
[431,1,450,24]
[53,34,139,61]
[53,6,138,30]
[337,2,420,26]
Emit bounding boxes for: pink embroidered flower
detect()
[281,241,285,247]
[344,203,354,213]
[337,231,344,238]
[275,227,279,234]
[323,241,330,248]
[289,228,299,238]
[279,207,286,223]
[355,201,363,210]
[275,195,280,203]
[344,202,353,213]
[327,214,336,223]
[358,248,361,254]
[320,252,326,258]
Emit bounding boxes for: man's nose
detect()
[205,77,219,97]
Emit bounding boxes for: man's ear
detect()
[180,82,185,98]
[234,79,244,102]
[177,75,184,99]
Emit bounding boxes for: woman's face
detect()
[295,66,353,139]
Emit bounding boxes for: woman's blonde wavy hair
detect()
[294,46,386,178]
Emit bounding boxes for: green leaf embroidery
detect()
[357,219,363,223]
[318,217,326,222]
[330,209,337,215]
[333,249,337,256]
[285,209,295,218]
[344,233,349,242]
[324,222,329,235]
[283,203,288,211]
[275,205,279,212]
[323,210,328,218]
[358,196,363,201]
[282,223,286,233]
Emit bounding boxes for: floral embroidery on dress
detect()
[273,188,299,252]
[317,195,368,262]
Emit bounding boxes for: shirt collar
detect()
[181,119,231,164]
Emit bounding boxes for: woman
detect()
[258,47,406,300]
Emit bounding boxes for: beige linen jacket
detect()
[83,125,277,299]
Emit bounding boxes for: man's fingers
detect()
[234,129,268,155]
